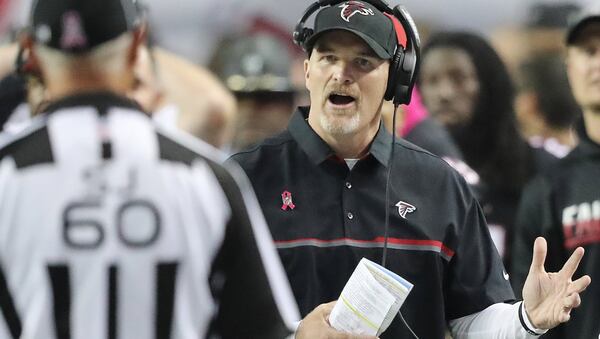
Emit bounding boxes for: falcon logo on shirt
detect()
[396,201,416,219]
[339,1,374,22]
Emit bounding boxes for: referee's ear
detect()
[17,31,41,77]
[127,26,147,68]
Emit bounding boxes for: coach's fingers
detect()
[320,301,336,314]
[569,275,591,294]
[348,334,380,339]
[559,247,585,279]
[564,293,581,309]
[529,237,547,275]
[326,329,379,339]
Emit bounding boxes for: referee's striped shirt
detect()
[0,92,299,339]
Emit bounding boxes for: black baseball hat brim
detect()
[566,16,600,44]
[305,27,393,59]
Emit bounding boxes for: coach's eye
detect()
[355,58,373,70]
[583,45,598,57]
[323,55,337,63]
[356,58,369,66]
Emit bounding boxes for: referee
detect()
[0,0,300,338]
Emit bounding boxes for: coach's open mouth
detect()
[328,92,356,107]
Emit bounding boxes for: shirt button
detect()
[347,212,354,220]
[345,182,352,189]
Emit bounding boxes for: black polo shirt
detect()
[229,107,515,338]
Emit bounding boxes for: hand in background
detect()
[295,301,380,339]
[522,237,592,329]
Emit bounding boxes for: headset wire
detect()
[382,102,419,339]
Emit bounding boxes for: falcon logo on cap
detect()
[339,1,374,22]
[396,201,416,219]
[60,11,88,50]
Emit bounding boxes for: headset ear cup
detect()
[298,28,314,50]
[293,27,312,49]
[390,5,420,105]
[304,28,314,44]
[384,49,404,102]
[394,49,418,105]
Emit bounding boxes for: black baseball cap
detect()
[305,0,398,59]
[29,0,140,53]
[212,34,295,94]
[566,3,600,45]
[526,3,580,29]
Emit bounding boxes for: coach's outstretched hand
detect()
[295,301,379,339]
[522,237,592,329]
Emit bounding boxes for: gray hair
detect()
[35,32,134,80]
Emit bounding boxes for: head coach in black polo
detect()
[0,0,304,338]
[229,1,591,338]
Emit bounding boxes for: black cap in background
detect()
[526,3,580,29]
[30,0,140,53]
[211,33,295,94]
[566,3,600,45]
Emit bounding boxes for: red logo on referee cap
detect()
[281,191,296,211]
[339,1,374,22]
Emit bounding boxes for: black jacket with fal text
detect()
[512,121,600,339]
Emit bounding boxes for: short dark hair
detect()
[519,53,581,129]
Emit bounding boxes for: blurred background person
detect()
[382,88,461,159]
[511,5,600,338]
[0,72,28,141]
[381,88,480,187]
[128,3,237,149]
[418,31,557,271]
[0,0,25,128]
[490,3,582,161]
[0,40,49,141]
[0,0,12,35]
[210,32,296,152]
[0,42,18,75]
[131,42,237,149]
[491,2,580,79]
[515,52,581,158]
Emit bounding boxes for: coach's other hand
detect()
[522,237,592,329]
[295,301,380,339]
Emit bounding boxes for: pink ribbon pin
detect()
[281,191,296,210]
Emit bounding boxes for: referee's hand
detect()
[522,237,592,330]
[295,301,380,339]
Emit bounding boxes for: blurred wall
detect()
[6,0,598,64]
